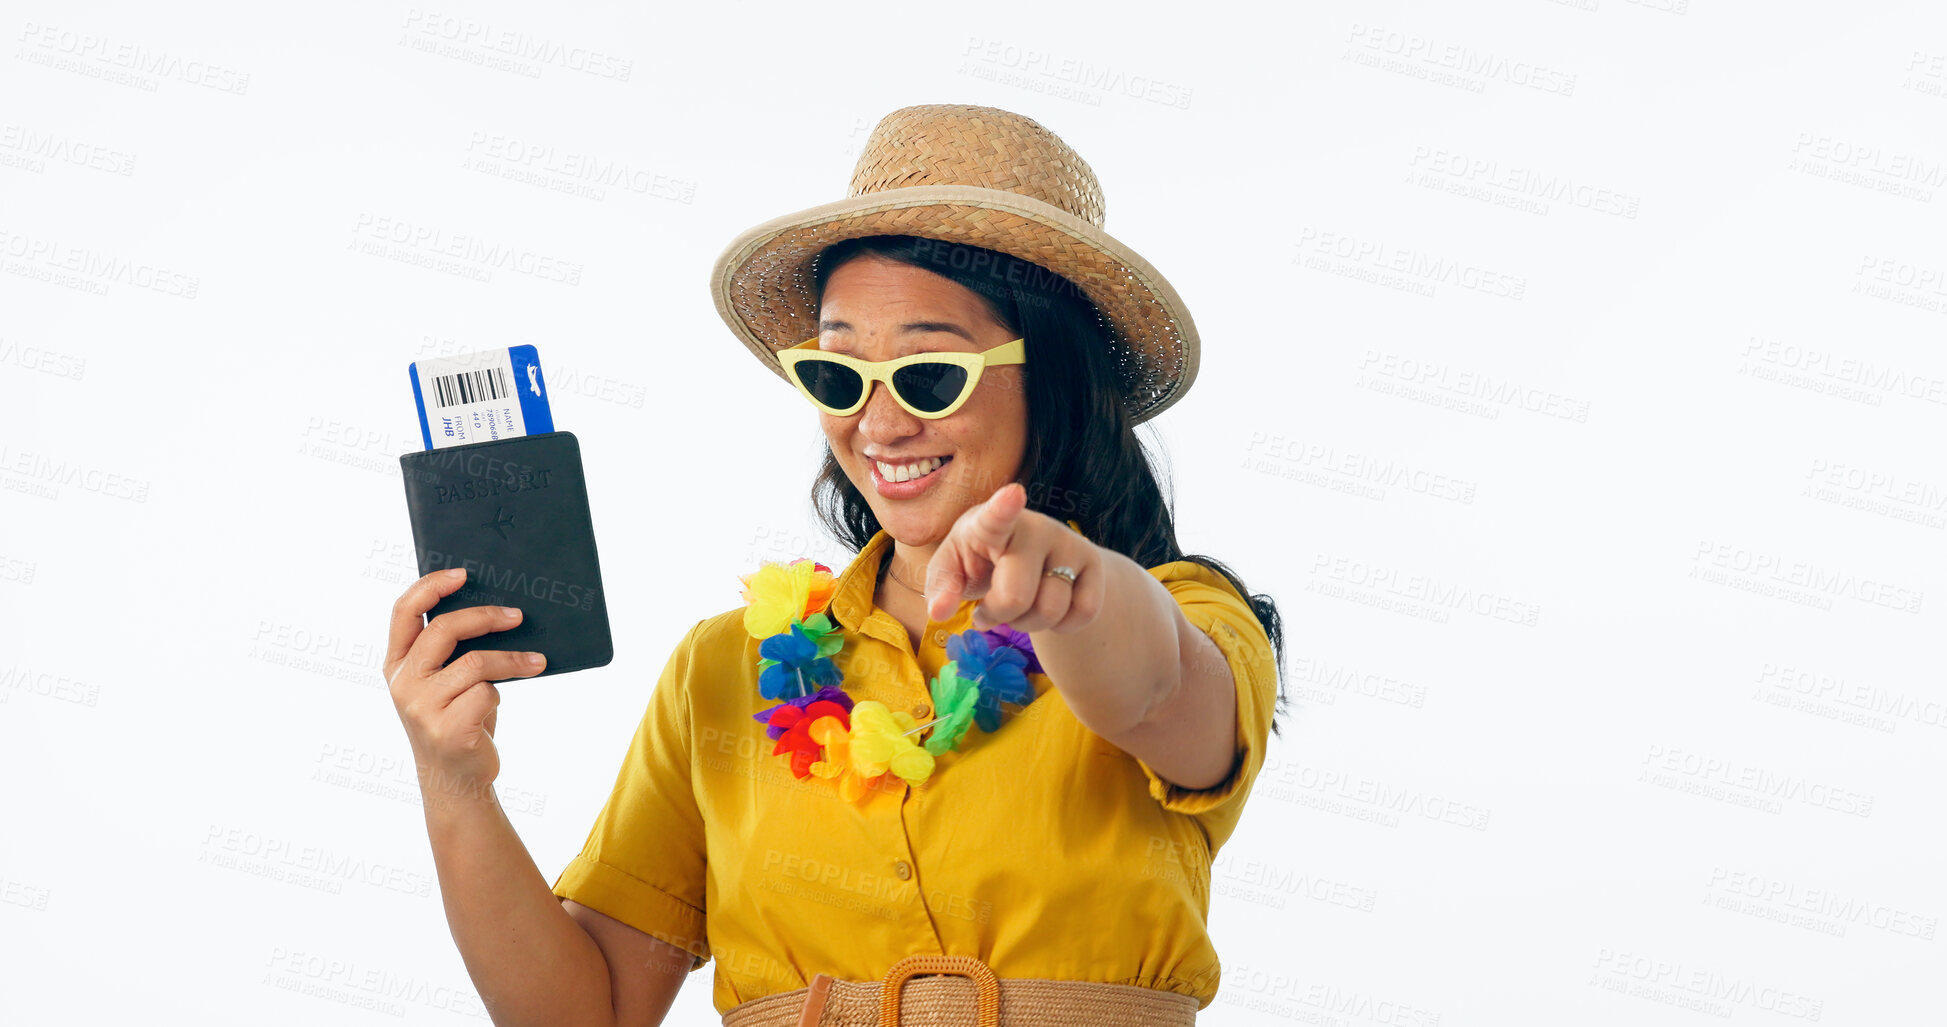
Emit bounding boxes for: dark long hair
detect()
[807,234,1289,735]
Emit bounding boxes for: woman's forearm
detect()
[419,778,616,1027]
[1027,547,1240,790]
[1026,547,1182,736]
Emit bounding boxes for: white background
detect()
[3,1,1942,1024]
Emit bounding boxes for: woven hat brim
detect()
[709,183,1199,425]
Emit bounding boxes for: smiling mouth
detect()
[873,455,952,483]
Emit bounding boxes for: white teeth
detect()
[876,456,946,483]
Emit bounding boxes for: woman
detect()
[386,104,1287,1026]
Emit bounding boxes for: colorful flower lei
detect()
[738,557,1041,802]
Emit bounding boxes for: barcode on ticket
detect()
[408,345,554,451]
[431,366,511,409]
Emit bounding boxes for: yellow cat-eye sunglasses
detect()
[775,336,1026,419]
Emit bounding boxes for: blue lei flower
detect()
[946,628,1035,732]
[757,621,842,700]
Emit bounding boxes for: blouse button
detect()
[931,630,947,645]
[911,703,931,719]
[894,860,912,880]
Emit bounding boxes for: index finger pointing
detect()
[388,568,468,670]
[967,482,1028,552]
[925,538,967,623]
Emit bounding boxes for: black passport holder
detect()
[398,431,614,679]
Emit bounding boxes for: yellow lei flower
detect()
[738,558,838,639]
[847,701,937,791]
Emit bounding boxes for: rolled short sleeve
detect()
[551,619,711,968]
[1134,561,1279,849]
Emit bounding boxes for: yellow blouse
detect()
[550,520,1279,1014]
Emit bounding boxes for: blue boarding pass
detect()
[408,345,555,450]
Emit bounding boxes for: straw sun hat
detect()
[708,103,1200,424]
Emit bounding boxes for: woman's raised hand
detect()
[384,568,547,798]
[924,482,1106,634]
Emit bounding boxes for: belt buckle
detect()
[878,955,1000,1027]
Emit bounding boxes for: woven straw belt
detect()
[719,955,1200,1027]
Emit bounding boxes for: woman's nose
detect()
[855,378,921,439]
